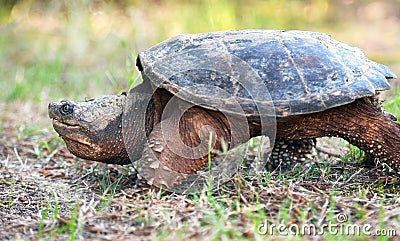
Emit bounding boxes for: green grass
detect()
[38,191,60,239]
[0,181,15,208]
[96,166,124,211]
[37,191,81,241]
[385,86,400,118]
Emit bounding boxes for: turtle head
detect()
[48,94,131,165]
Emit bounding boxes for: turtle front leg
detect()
[136,106,240,189]
[277,98,400,170]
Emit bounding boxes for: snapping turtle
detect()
[48,30,399,189]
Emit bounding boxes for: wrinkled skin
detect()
[48,94,130,165]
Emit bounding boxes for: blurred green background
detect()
[1,0,399,115]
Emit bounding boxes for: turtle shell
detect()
[137,30,396,117]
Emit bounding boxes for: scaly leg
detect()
[267,138,315,171]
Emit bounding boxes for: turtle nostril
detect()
[48,103,56,119]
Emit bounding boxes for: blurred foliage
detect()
[0,0,399,108]
[0,0,17,20]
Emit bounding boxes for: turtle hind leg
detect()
[276,98,400,170]
[267,138,316,171]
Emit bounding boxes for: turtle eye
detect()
[60,103,74,115]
